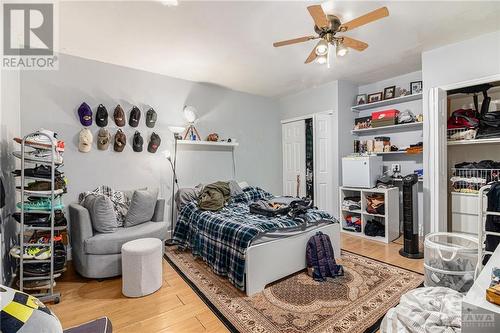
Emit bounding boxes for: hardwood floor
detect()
[49,234,423,332]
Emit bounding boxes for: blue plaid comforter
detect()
[172,187,334,290]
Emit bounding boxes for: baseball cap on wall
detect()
[95,104,108,127]
[146,108,157,128]
[114,129,126,152]
[133,131,143,152]
[129,106,141,127]
[78,102,93,127]
[97,128,111,150]
[147,132,161,153]
[78,128,93,153]
[114,105,125,127]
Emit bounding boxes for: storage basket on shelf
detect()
[424,232,478,293]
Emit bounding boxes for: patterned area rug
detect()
[165,249,424,333]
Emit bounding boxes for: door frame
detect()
[427,74,500,233]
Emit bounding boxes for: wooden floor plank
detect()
[48,234,423,332]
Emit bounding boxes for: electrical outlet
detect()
[391,163,401,173]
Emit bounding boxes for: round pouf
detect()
[121,238,163,297]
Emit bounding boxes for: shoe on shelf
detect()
[16,198,64,211]
[9,246,34,259]
[12,165,63,179]
[12,210,66,227]
[14,129,64,152]
[12,149,63,165]
[16,178,67,194]
[16,279,57,291]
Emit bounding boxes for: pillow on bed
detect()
[175,185,203,210]
[232,186,273,204]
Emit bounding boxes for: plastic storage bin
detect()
[424,232,478,293]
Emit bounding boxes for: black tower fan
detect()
[399,173,424,259]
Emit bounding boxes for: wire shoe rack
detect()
[13,131,65,303]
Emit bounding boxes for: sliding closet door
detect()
[314,113,333,214]
[282,120,306,197]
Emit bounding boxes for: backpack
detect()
[306,232,344,281]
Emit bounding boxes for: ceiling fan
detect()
[273,5,389,66]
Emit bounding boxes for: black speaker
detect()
[399,173,424,259]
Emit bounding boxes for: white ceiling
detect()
[59,1,500,97]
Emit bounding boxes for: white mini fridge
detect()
[342,155,383,188]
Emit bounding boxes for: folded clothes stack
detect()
[343,215,361,233]
[342,196,361,211]
[366,193,385,215]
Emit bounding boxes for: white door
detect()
[282,120,306,197]
[314,113,333,214]
[428,87,448,233]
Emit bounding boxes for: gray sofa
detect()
[69,199,168,279]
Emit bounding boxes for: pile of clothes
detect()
[366,193,385,215]
[364,219,385,237]
[426,257,476,292]
[448,107,500,140]
[451,160,500,193]
[342,196,361,211]
[343,215,361,233]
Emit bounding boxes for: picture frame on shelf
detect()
[383,86,396,100]
[410,81,423,95]
[368,92,383,103]
[355,94,367,105]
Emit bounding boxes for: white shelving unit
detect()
[339,186,400,243]
[177,140,239,147]
[351,122,422,135]
[351,93,423,112]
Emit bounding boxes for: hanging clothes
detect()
[484,182,500,264]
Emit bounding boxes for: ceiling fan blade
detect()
[339,7,389,32]
[305,41,320,64]
[340,36,368,51]
[307,5,329,28]
[273,36,316,47]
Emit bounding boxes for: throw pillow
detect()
[82,194,117,233]
[124,188,158,227]
[1,284,63,333]
[175,184,203,210]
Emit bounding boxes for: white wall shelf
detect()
[339,186,400,243]
[351,93,423,112]
[374,151,422,156]
[177,140,239,147]
[447,138,500,146]
[351,122,423,135]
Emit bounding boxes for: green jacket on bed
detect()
[198,181,231,211]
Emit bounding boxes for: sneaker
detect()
[33,248,51,260]
[12,210,66,227]
[14,129,64,152]
[13,150,63,165]
[17,178,67,193]
[16,198,64,211]
[12,165,63,179]
[9,246,34,259]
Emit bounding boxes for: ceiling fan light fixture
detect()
[336,43,349,57]
[316,54,328,65]
[315,40,328,56]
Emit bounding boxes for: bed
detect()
[172,185,341,296]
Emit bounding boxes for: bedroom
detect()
[1,0,500,332]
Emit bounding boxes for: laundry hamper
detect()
[424,232,478,293]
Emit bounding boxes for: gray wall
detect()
[19,54,282,225]
[1,69,21,284]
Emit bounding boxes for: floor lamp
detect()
[165,126,185,246]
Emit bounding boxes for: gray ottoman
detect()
[121,238,163,297]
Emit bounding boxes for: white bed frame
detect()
[245,222,341,296]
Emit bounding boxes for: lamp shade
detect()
[183,105,197,123]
